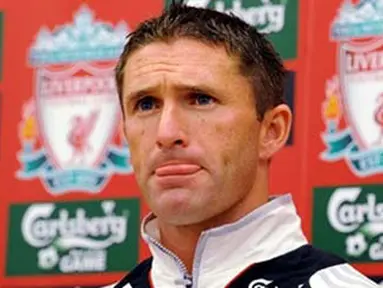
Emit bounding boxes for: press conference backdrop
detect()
[0,0,382,287]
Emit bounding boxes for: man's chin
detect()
[153,204,207,226]
[147,187,214,224]
[158,214,205,226]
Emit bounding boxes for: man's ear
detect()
[258,104,292,160]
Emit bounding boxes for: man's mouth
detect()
[155,163,202,177]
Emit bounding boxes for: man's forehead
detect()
[123,38,237,73]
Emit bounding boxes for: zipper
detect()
[175,275,192,288]
[148,235,193,287]
[183,274,193,288]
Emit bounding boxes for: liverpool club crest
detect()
[16,5,133,195]
[321,0,383,177]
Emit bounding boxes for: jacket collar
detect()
[141,194,308,288]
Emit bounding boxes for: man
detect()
[106,1,379,287]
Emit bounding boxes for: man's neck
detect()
[157,187,268,273]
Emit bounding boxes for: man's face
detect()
[122,38,263,225]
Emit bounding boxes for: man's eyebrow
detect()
[124,89,153,102]
[175,84,217,95]
[123,85,160,106]
[124,83,219,102]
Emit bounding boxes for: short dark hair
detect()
[115,1,286,119]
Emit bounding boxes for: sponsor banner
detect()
[165,0,299,60]
[313,185,383,263]
[320,0,383,178]
[15,5,133,196]
[6,198,140,276]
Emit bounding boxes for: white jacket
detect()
[105,194,379,288]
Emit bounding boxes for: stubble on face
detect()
[122,38,264,227]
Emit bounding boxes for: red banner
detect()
[0,0,381,287]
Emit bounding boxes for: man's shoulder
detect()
[305,246,379,287]
[309,263,379,287]
[292,246,378,287]
[101,257,153,288]
[228,244,378,287]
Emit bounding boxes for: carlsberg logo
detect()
[186,0,286,34]
[20,201,128,273]
[22,201,127,249]
[313,186,383,261]
[327,187,383,234]
[6,199,139,275]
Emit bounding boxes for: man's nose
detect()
[156,104,188,149]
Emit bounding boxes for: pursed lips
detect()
[155,162,202,177]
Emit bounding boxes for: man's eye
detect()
[191,93,215,106]
[135,96,157,112]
